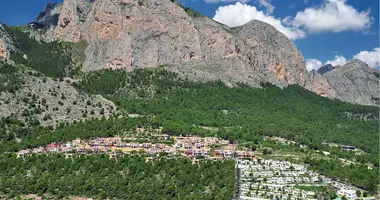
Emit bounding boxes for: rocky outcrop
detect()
[55,0,93,42]
[304,70,336,98]
[46,0,305,87]
[82,0,201,71]
[0,23,15,60]
[317,64,334,75]
[324,60,379,105]
[27,3,63,42]
[306,60,379,105]
[34,3,63,27]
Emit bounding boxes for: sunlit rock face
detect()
[32,0,380,105]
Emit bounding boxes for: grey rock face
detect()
[52,0,305,87]
[29,0,377,105]
[55,0,94,42]
[232,20,305,86]
[80,0,201,71]
[306,60,379,105]
[324,60,379,105]
[27,3,63,42]
[0,23,15,60]
[317,64,334,75]
[34,3,63,27]
[304,69,336,98]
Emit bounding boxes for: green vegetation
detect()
[305,158,378,192]
[73,68,379,192]
[6,26,76,78]
[0,61,24,93]
[180,6,204,17]
[76,69,378,162]
[0,116,147,153]
[0,154,234,199]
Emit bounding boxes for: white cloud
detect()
[213,2,306,40]
[204,0,250,3]
[353,48,380,68]
[257,0,275,14]
[293,0,372,33]
[305,59,323,71]
[306,48,380,72]
[325,55,347,67]
[204,0,274,14]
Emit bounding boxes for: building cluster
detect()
[237,159,362,200]
[174,136,254,159]
[16,135,255,160]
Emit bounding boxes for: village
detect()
[236,159,373,200]
[16,134,255,160]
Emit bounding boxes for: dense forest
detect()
[305,157,378,192]
[0,154,235,199]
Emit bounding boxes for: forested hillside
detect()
[0,154,234,199]
[75,69,378,160]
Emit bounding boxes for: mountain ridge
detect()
[0,0,378,105]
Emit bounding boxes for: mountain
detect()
[29,0,305,88]
[1,0,378,106]
[323,60,379,105]
[305,60,379,105]
[317,64,334,75]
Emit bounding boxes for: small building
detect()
[151,134,170,140]
[341,145,356,151]
[337,189,357,200]
[142,143,152,148]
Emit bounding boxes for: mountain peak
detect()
[34,2,63,27]
[317,64,334,75]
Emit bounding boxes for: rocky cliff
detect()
[324,60,379,105]
[0,23,15,60]
[47,0,306,87]
[306,60,379,105]
[7,0,379,105]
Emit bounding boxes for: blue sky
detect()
[0,0,378,70]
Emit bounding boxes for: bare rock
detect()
[323,60,379,105]
[304,70,336,98]
[55,0,93,42]
[34,3,63,27]
[232,20,306,86]
[81,0,201,71]
[306,60,379,105]
[48,0,305,87]
[0,23,15,60]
